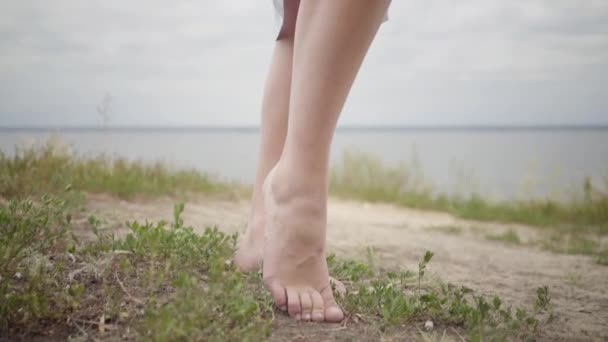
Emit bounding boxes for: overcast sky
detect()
[1,0,607,127]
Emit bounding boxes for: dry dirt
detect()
[85,193,608,341]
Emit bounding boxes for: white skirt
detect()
[273,0,390,40]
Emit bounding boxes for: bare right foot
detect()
[262,166,344,322]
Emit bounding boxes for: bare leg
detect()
[234,38,293,272]
[263,0,389,322]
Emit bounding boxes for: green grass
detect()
[2,143,606,265]
[329,251,553,341]
[0,142,228,201]
[1,197,553,341]
[117,204,272,341]
[330,150,608,235]
[1,198,271,340]
[3,143,606,237]
[539,234,601,256]
[482,229,608,265]
[0,196,74,332]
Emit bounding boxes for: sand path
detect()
[86,194,608,341]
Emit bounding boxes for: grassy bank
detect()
[1,197,552,341]
[0,143,229,201]
[0,142,559,340]
[330,150,608,235]
[2,143,606,236]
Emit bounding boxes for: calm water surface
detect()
[1,128,607,201]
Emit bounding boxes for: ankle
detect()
[247,214,265,235]
[265,163,328,248]
[269,161,327,206]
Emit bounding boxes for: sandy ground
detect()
[86,194,608,341]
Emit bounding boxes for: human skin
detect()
[235,0,390,322]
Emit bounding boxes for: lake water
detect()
[1,128,607,201]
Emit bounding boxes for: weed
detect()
[0,196,76,333]
[534,286,551,312]
[333,252,550,340]
[327,254,373,282]
[105,204,273,341]
[101,203,271,341]
[418,250,434,294]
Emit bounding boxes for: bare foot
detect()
[234,215,265,272]
[234,181,347,300]
[262,166,344,322]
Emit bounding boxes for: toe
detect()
[286,287,302,319]
[321,285,344,322]
[300,291,313,321]
[310,291,325,322]
[265,279,287,311]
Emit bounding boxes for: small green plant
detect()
[327,254,373,282]
[115,203,271,341]
[534,286,551,312]
[0,196,70,277]
[142,272,271,342]
[115,204,238,280]
[0,196,77,333]
[418,250,434,294]
[336,251,551,340]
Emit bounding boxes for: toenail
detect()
[303,313,311,321]
[313,312,324,321]
[294,314,301,320]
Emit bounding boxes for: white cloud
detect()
[0,0,606,126]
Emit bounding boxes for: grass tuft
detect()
[330,151,608,235]
[0,142,227,201]
[113,203,273,341]
[539,234,600,256]
[328,252,553,341]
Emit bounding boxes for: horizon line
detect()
[1,124,608,131]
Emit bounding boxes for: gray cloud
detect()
[0,0,607,127]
